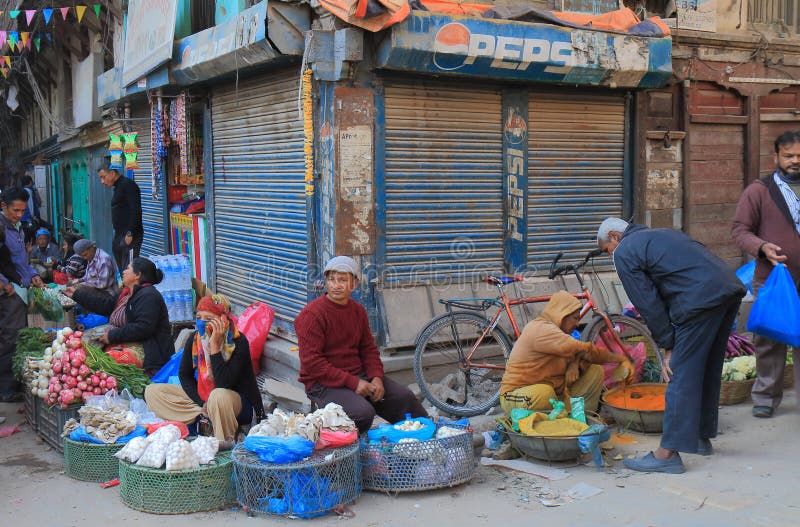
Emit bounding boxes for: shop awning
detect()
[376,11,672,89]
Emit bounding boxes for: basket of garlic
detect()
[361,418,474,492]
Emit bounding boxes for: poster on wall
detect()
[122,0,179,86]
[677,0,717,32]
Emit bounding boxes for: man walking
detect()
[98,167,143,271]
[732,130,800,418]
[1,187,44,402]
[597,218,745,473]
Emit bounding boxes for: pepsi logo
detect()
[433,23,471,71]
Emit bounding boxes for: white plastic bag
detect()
[114,436,148,463]
[136,441,170,468]
[191,436,219,465]
[165,440,200,471]
[146,424,181,445]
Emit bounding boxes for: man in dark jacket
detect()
[598,218,745,474]
[98,167,143,272]
[732,130,800,418]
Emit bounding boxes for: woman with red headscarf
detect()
[144,294,265,442]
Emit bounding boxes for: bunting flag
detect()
[1,67,8,79]
[2,56,9,68]
[0,31,6,44]
[0,11,4,17]
[20,33,30,51]
[93,4,101,19]
[33,36,41,52]
[42,8,53,24]
[25,10,35,25]
[76,6,87,23]
[7,32,18,52]
[8,10,19,19]
[59,7,70,20]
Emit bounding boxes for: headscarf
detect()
[193,294,240,401]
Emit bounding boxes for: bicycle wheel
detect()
[414,312,513,417]
[581,314,662,366]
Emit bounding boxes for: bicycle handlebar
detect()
[549,249,604,280]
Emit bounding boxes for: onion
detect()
[90,375,100,387]
[93,387,102,395]
[98,371,108,381]
[62,327,73,337]
[77,381,88,391]
[70,367,79,377]
[61,391,74,404]
[52,361,62,373]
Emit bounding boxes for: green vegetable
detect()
[84,342,151,398]
[13,328,54,381]
[28,287,63,321]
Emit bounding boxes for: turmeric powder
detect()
[604,384,666,412]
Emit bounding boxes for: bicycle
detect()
[413,249,661,417]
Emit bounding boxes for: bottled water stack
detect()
[151,255,194,322]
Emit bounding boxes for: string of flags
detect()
[0,5,105,78]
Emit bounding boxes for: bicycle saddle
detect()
[485,275,524,285]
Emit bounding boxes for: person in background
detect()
[70,238,118,296]
[500,290,634,416]
[67,257,171,373]
[20,175,40,225]
[98,167,143,272]
[295,256,427,434]
[732,130,800,418]
[145,294,265,443]
[0,187,44,403]
[598,217,745,474]
[29,228,60,282]
[58,232,87,280]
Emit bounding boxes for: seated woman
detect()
[67,257,172,373]
[57,232,87,280]
[500,291,635,415]
[145,294,265,442]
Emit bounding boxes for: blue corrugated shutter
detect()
[383,82,504,283]
[527,92,625,269]
[210,71,308,319]
[132,103,169,257]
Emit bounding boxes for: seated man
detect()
[71,238,118,296]
[29,228,60,282]
[500,291,634,415]
[295,256,427,434]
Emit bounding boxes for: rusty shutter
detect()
[527,92,626,270]
[382,82,504,283]
[131,103,169,257]
[210,70,308,320]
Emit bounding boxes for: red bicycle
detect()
[413,250,661,417]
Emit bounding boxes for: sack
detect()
[243,435,315,464]
[315,429,358,450]
[151,350,183,385]
[747,263,800,346]
[237,302,275,375]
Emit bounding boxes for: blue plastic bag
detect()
[257,469,343,518]
[77,313,109,329]
[367,416,436,444]
[747,263,800,346]
[243,435,315,464]
[578,424,611,469]
[151,350,183,385]
[69,425,147,444]
[736,260,756,294]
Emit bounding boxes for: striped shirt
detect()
[773,172,800,235]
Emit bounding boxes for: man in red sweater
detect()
[295,256,427,433]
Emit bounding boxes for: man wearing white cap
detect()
[295,256,427,434]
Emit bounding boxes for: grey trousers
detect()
[0,292,27,395]
[751,279,800,409]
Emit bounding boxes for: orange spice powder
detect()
[604,384,666,412]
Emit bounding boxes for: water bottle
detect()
[165,291,176,321]
[180,256,191,289]
[182,290,193,321]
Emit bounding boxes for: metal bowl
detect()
[504,414,605,462]
[601,383,665,434]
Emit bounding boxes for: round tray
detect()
[602,383,665,433]
[232,442,361,518]
[63,438,124,482]
[118,452,234,514]
[504,414,605,462]
[360,429,475,493]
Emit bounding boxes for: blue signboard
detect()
[503,91,528,273]
[377,12,672,88]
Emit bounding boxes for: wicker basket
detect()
[63,438,124,482]
[118,452,234,514]
[719,378,756,405]
[784,363,794,389]
[360,428,475,493]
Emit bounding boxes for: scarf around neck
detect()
[192,320,239,401]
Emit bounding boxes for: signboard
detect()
[677,0,717,32]
[122,0,179,86]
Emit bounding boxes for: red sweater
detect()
[295,294,384,392]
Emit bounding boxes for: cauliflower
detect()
[729,371,747,382]
[722,356,757,381]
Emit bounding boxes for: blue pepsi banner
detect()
[376,12,672,88]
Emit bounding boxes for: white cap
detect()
[323,256,359,278]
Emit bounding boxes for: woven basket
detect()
[719,378,756,405]
[63,438,124,482]
[784,363,794,389]
[118,452,234,514]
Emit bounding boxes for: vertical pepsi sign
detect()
[503,91,528,273]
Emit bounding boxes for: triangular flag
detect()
[20,33,29,50]
[1,68,8,79]
[76,6,87,23]
[8,10,19,19]
[33,36,41,52]
[3,56,9,68]
[59,7,70,20]
[0,31,6,44]
[42,8,53,24]
[8,32,18,52]
[93,4,101,19]
[25,10,35,25]
[0,11,4,18]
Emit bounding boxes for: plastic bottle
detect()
[182,290,193,321]
[165,291,176,321]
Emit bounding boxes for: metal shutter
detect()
[527,92,625,269]
[383,82,504,283]
[211,71,307,319]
